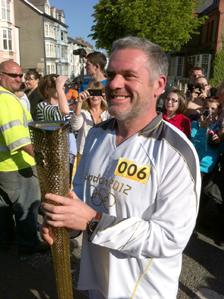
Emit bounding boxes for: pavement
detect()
[0,200,224,299]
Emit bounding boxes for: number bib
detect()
[114,158,150,184]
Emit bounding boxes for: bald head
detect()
[0,60,23,93]
[0,59,21,72]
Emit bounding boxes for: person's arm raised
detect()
[75,90,90,116]
[55,76,70,115]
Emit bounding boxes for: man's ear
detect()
[154,75,167,98]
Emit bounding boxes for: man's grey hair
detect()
[111,36,168,79]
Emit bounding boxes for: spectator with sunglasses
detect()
[0,60,47,256]
[162,88,191,138]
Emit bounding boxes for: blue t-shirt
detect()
[191,121,223,173]
[79,79,107,92]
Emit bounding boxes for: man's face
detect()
[191,69,203,81]
[0,62,23,92]
[85,60,97,76]
[106,48,163,121]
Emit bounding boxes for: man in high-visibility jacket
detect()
[0,60,47,256]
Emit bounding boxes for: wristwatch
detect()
[87,212,102,240]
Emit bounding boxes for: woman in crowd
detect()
[36,74,71,120]
[72,81,110,159]
[25,70,44,120]
[37,74,77,180]
[162,87,191,138]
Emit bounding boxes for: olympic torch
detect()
[29,121,73,299]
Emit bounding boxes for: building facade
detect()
[14,0,45,74]
[0,0,20,63]
[169,0,224,85]
[0,0,95,78]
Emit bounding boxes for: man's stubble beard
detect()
[108,96,147,122]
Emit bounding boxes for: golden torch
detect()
[29,121,73,299]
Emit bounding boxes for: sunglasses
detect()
[1,72,23,78]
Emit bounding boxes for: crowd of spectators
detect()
[159,66,224,245]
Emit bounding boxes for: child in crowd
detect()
[162,87,191,138]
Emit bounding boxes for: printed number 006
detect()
[118,162,147,180]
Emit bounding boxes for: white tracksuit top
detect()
[73,114,201,299]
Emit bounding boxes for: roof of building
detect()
[23,0,43,14]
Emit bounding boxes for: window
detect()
[201,54,211,78]
[45,23,56,39]
[1,0,10,21]
[168,57,177,76]
[188,56,196,68]
[177,57,184,77]
[45,23,49,37]
[2,28,12,50]
[46,42,56,57]
[46,63,56,74]
[61,45,67,59]
[60,30,67,42]
[187,54,211,78]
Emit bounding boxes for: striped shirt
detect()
[36,101,77,156]
[36,101,70,122]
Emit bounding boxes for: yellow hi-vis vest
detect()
[0,87,35,171]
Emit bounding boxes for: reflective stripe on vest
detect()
[0,120,23,132]
[7,137,31,151]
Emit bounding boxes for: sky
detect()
[50,0,100,48]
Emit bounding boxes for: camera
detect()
[88,89,102,96]
[193,84,203,95]
[202,109,210,117]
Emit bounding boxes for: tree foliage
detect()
[210,48,224,87]
[90,0,207,52]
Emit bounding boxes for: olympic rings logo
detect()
[90,184,117,210]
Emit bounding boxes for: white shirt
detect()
[71,109,110,155]
[74,114,201,299]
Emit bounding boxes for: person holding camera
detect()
[191,97,224,232]
[71,81,110,159]
[191,96,223,175]
[186,76,211,121]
